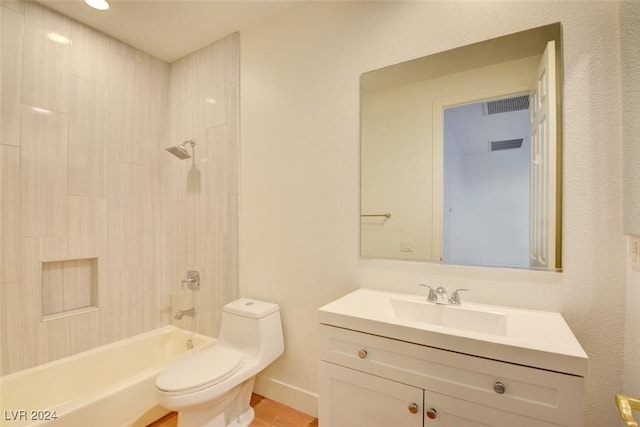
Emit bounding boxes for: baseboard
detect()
[254,375,318,417]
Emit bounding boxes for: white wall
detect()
[621,0,640,400]
[240,1,625,424]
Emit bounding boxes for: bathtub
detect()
[0,326,215,427]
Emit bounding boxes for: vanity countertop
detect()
[318,288,588,376]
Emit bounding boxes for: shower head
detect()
[166,138,196,160]
[166,145,191,159]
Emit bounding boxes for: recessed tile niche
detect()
[41,258,98,320]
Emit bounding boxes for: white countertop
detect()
[318,288,588,376]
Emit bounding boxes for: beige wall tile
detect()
[169,201,188,284]
[227,82,239,195]
[62,259,95,310]
[1,145,20,283]
[70,20,109,84]
[68,309,100,354]
[102,268,144,341]
[20,236,68,369]
[107,162,142,268]
[22,1,70,112]
[20,105,68,237]
[68,196,108,259]
[143,56,170,137]
[143,134,170,234]
[167,33,239,338]
[35,317,71,366]
[1,4,23,146]
[205,124,230,234]
[199,43,227,129]
[142,233,170,329]
[0,1,24,14]
[68,76,108,197]
[42,261,64,316]
[107,51,143,163]
[68,196,109,258]
[0,283,25,375]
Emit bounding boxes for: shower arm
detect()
[185,138,196,164]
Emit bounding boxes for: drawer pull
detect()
[408,403,419,414]
[358,349,368,359]
[494,381,506,394]
[426,408,438,419]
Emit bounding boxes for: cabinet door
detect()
[423,390,561,427]
[319,362,423,427]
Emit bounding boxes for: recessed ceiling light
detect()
[84,0,109,11]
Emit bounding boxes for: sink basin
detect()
[383,299,507,336]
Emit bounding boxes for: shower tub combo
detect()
[0,326,214,427]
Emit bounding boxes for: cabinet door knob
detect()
[494,381,506,394]
[408,403,419,414]
[358,349,368,359]
[426,408,438,419]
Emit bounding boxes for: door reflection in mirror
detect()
[443,97,530,269]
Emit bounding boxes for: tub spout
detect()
[175,308,196,320]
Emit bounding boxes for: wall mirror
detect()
[360,23,563,271]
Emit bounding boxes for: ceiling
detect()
[444,102,530,155]
[34,0,300,63]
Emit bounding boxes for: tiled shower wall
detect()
[166,30,239,338]
[0,1,238,375]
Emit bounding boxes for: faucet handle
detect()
[418,284,437,302]
[181,270,200,290]
[449,289,471,305]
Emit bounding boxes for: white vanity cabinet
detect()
[319,325,584,427]
[318,289,588,427]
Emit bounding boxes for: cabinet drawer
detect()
[319,325,584,426]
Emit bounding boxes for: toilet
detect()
[155,298,284,427]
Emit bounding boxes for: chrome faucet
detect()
[419,284,437,303]
[434,287,450,304]
[419,284,470,305]
[449,288,471,305]
[175,307,196,320]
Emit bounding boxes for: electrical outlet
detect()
[631,237,640,270]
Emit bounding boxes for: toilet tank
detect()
[219,299,284,365]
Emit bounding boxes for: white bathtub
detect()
[0,326,215,427]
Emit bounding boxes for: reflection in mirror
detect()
[443,96,531,268]
[360,23,562,271]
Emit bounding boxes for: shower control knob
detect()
[408,403,419,414]
[494,381,506,394]
[358,349,368,359]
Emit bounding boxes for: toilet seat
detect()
[156,346,242,395]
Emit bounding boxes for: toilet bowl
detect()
[155,298,284,427]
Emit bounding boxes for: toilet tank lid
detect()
[223,298,279,319]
